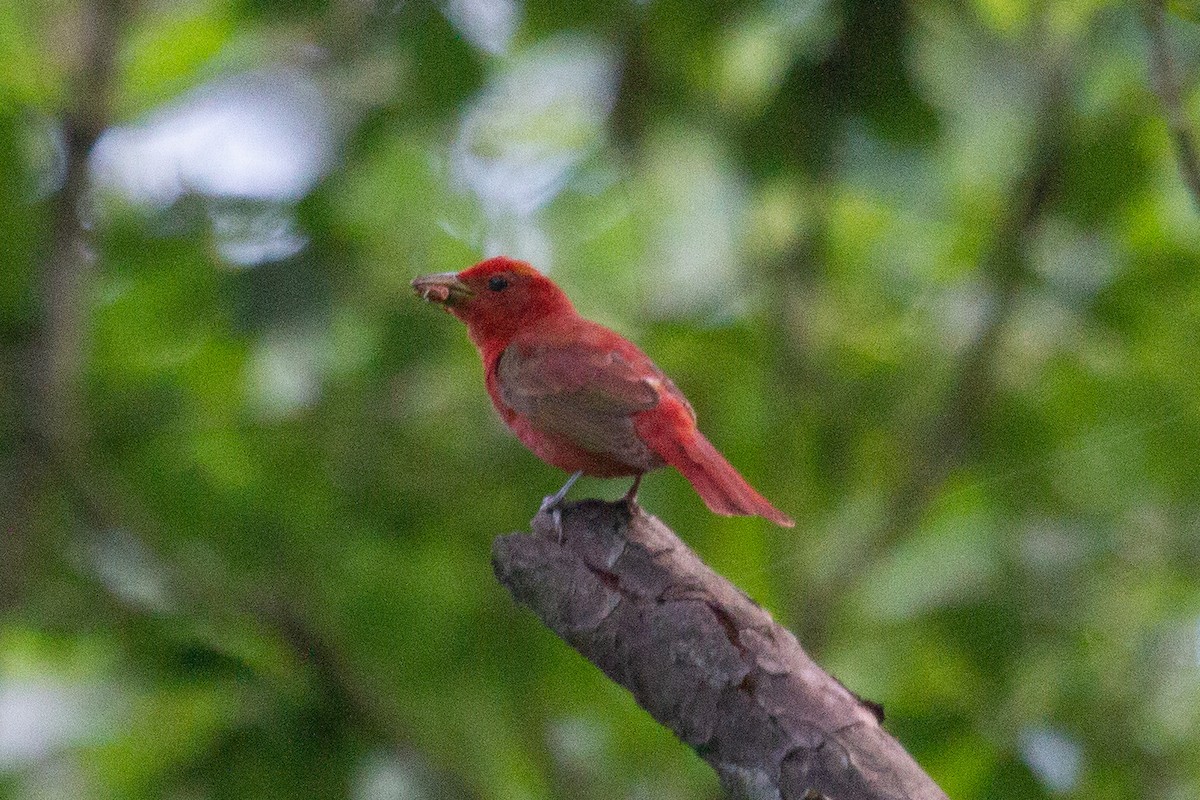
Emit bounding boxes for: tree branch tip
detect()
[492,497,948,799]
[530,497,641,542]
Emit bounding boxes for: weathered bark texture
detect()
[492,500,950,800]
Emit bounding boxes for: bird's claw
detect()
[540,471,582,543]
[541,494,566,542]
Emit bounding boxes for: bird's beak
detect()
[411,272,474,306]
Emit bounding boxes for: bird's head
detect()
[412,256,576,348]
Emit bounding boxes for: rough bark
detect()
[492,499,949,800]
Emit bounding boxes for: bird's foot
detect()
[541,471,583,543]
[622,474,644,517]
[538,495,565,542]
[551,507,564,543]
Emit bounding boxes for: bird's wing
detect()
[496,340,664,462]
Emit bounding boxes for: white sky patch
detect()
[91,68,334,207]
[450,36,617,267]
[0,681,92,768]
[208,202,309,267]
[1031,217,1120,303]
[443,0,519,55]
[88,68,333,268]
[85,529,173,614]
[546,715,610,770]
[246,328,325,419]
[640,125,747,319]
[353,750,433,800]
[1019,726,1083,794]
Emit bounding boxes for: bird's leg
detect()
[623,473,643,513]
[541,471,583,541]
[541,470,583,512]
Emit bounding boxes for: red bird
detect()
[412,256,794,527]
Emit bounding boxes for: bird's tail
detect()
[640,419,794,528]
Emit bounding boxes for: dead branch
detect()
[493,500,949,800]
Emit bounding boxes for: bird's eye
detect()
[488,276,510,292]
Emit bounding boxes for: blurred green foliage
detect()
[3,0,1200,798]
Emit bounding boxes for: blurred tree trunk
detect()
[2,0,125,610]
[1143,0,1200,210]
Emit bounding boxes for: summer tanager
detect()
[412,256,794,527]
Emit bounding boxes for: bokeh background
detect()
[4,0,1200,797]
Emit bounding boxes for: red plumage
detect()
[412,256,794,527]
